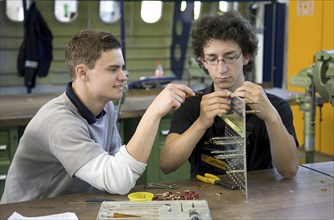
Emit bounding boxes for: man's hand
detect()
[149,84,195,118]
[231,81,275,121]
[198,90,231,129]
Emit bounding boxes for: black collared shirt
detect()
[65,82,106,124]
[169,83,298,178]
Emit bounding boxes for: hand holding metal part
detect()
[230,81,276,120]
[191,90,232,130]
[188,89,260,115]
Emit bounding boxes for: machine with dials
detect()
[290,50,334,162]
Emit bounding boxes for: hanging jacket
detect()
[17,1,53,93]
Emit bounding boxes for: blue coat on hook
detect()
[17,1,53,93]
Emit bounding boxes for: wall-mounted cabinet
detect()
[0,128,19,198]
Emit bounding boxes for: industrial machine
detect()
[290,50,334,163]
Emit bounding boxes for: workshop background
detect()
[0,0,333,166]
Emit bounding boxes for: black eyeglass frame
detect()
[203,52,242,66]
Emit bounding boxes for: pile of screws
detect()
[153,190,199,200]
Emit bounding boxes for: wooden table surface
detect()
[301,161,334,177]
[1,162,333,219]
[0,88,305,128]
[0,90,160,127]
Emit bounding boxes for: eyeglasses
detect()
[204,52,242,66]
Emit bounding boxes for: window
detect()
[219,1,239,12]
[194,1,201,20]
[181,1,187,11]
[219,1,228,12]
[180,1,201,20]
[54,0,78,23]
[141,1,162,24]
[99,0,121,23]
[6,0,31,22]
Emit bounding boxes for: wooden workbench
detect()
[0,162,333,219]
[0,87,305,128]
[0,89,162,127]
[301,161,334,177]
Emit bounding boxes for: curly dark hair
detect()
[191,11,258,74]
[65,29,122,79]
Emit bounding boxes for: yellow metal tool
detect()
[196,173,236,190]
[113,213,141,218]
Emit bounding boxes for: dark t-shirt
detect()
[169,85,299,178]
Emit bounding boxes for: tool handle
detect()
[204,173,220,180]
[217,181,237,190]
[196,175,215,184]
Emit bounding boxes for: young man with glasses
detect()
[160,11,299,179]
